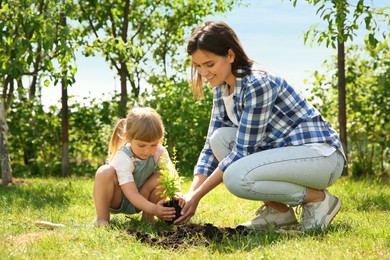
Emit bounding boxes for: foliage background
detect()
[1,0,389,179]
[307,39,390,178]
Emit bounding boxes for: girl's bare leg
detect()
[93,165,123,226]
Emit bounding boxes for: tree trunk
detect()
[60,10,70,178]
[61,77,70,177]
[337,38,348,176]
[119,62,128,118]
[336,0,348,176]
[0,99,13,186]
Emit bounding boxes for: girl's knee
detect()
[142,172,161,192]
[95,165,117,182]
[147,172,161,186]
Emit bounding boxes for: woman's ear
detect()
[228,49,235,63]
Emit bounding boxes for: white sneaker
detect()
[238,205,298,229]
[300,190,341,231]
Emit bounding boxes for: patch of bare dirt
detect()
[0,178,30,186]
[127,223,249,249]
[8,232,46,247]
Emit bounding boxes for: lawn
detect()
[0,176,389,259]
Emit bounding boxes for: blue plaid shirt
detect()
[194,70,345,176]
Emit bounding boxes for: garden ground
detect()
[1,176,389,259]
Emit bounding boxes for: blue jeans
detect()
[210,127,344,206]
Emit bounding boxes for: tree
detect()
[307,37,390,177]
[0,0,51,185]
[0,0,78,184]
[291,0,390,175]
[0,99,11,185]
[78,0,238,117]
[2,0,240,178]
[58,6,75,177]
[54,2,79,178]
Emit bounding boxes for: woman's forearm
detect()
[189,174,207,192]
[193,168,224,200]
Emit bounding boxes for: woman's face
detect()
[191,49,235,88]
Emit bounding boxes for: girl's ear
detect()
[227,49,235,64]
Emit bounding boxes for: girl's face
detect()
[191,49,236,88]
[129,139,159,160]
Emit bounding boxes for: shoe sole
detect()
[322,197,341,230]
[237,220,299,230]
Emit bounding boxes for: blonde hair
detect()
[108,107,165,161]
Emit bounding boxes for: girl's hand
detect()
[173,191,199,225]
[154,200,176,221]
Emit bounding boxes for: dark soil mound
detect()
[127,223,249,249]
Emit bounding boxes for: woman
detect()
[174,21,346,231]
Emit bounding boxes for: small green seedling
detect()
[156,146,183,223]
[156,147,183,201]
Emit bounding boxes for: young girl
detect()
[93,107,184,227]
[176,21,346,231]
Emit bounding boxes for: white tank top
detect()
[222,86,239,126]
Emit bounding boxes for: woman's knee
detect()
[223,167,245,197]
[209,129,224,151]
[210,127,236,161]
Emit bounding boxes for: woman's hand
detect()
[173,191,200,224]
[174,192,186,208]
[173,170,223,224]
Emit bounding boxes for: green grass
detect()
[1,176,389,259]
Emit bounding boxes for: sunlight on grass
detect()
[1,176,389,259]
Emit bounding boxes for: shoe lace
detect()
[254,205,270,216]
[301,203,316,224]
[294,205,302,216]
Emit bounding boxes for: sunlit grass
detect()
[1,176,389,259]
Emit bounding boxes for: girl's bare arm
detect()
[121,182,176,220]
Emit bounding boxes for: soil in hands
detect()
[163,199,182,224]
[126,223,249,249]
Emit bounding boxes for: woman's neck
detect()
[226,75,236,94]
[226,84,234,95]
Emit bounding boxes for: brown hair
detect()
[187,21,253,99]
[108,107,165,161]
